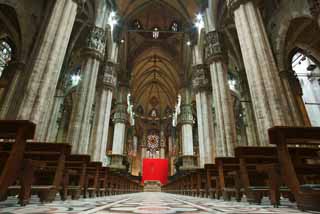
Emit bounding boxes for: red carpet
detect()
[142,159,168,185]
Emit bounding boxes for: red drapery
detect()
[142,158,168,185]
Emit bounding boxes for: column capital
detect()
[179,104,193,125]
[308,0,320,17]
[192,64,211,93]
[113,103,128,124]
[97,61,117,90]
[81,26,106,61]
[204,31,227,64]
[227,0,260,11]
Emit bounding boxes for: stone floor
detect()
[0,192,317,214]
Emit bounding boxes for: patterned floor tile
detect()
[0,193,316,214]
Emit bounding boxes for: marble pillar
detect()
[204,31,237,156]
[15,0,79,140]
[239,71,259,146]
[192,64,215,167]
[179,87,196,170]
[67,26,106,154]
[44,90,65,142]
[89,61,116,162]
[228,0,288,145]
[109,85,128,169]
[0,62,25,119]
[279,70,305,126]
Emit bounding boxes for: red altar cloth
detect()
[142,158,168,185]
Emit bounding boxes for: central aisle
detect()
[0,192,310,213]
[93,193,306,214]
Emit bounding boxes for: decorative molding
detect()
[204,31,226,64]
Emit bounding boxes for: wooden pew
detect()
[194,168,207,197]
[269,126,320,212]
[2,142,71,204]
[0,120,35,201]
[60,154,90,200]
[84,161,101,198]
[215,157,243,202]
[235,146,293,206]
[205,164,220,198]
[97,167,108,197]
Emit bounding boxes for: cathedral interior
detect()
[0,0,320,213]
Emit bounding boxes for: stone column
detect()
[179,87,196,170]
[204,31,237,156]
[280,70,308,126]
[109,85,128,169]
[228,0,288,145]
[44,89,65,142]
[192,64,215,167]
[89,61,116,162]
[67,26,106,154]
[309,0,320,26]
[14,0,80,140]
[239,71,259,146]
[0,62,25,119]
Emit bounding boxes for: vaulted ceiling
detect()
[115,0,205,122]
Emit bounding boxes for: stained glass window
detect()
[147,134,160,154]
[0,40,12,77]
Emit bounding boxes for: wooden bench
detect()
[97,167,108,197]
[84,161,101,198]
[269,126,320,212]
[0,120,35,201]
[60,154,90,200]
[205,164,220,199]
[215,157,243,202]
[235,146,294,206]
[2,142,71,204]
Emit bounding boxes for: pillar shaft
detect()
[110,85,128,165]
[179,104,194,156]
[67,26,106,154]
[204,31,237,157]
[229,0,288,145]
[16,0,78,140]
[0,62,25,119]
[89,62,116,162]
[192,64,215,167]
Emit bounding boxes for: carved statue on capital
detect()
[179,104,193,125]
[112,103,128,124]
[308,0,320,17]
[192,64,211,93]
[98,61,117,90]
[204,31,226,64]
[82,26,106,60]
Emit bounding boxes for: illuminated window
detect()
[0,40,12,77]
[292,52,320,126]
[132,19,142,30]
[152,27,159,39]
[170,21,179,32]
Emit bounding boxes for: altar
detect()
[142,158,168,185]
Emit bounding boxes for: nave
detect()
[0,192,311,214]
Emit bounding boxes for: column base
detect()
[179,155,198,171]
[108,154,126,170]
